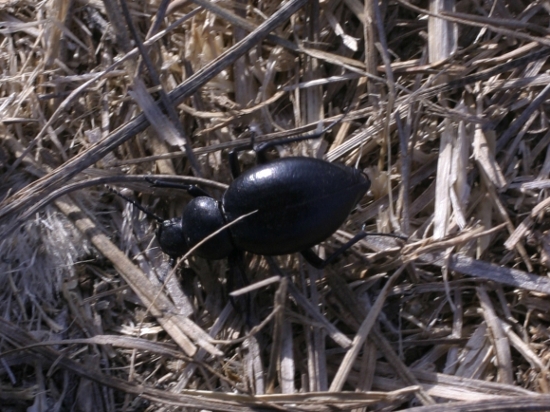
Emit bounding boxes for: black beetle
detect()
[150,123,372,270]
[158,156,369,263]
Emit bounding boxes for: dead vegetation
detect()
[1,0,550,410]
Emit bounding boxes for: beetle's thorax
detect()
[180,197,234,260]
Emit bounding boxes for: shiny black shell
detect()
[222,157,370,255]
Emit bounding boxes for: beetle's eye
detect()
[157,219,188,258]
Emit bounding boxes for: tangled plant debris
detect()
[1,0,550,410]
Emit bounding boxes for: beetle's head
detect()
[157,218,189,259]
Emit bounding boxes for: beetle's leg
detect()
[300,248,326,269]
[301,232,371,269]
[253,111,350,162]
[254,131,324,162]
[228,147,243,178]
[301,231,406,269]
[146,178,211,197]
[227,250,251,319]
[228,136,255,178]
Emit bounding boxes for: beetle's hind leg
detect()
[300,232,370,269]
[301,231,406,269]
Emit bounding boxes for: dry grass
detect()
[1,0,550,410]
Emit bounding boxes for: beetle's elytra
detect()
[223,157,370,255]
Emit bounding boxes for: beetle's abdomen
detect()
[222,157,370,255]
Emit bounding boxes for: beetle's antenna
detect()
[106,185,164,223]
